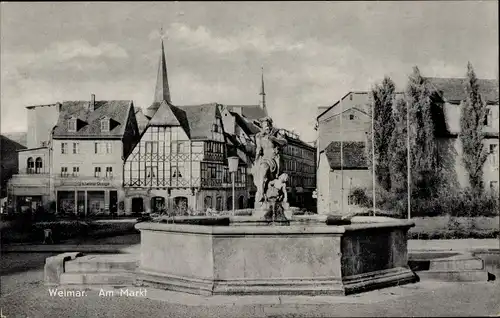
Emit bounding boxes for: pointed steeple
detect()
[259,66,266,111]
[154,34,172,104]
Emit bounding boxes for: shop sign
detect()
[60,180,111,187]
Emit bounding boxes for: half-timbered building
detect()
[122,40,251,214]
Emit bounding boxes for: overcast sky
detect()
[1,1,498,142]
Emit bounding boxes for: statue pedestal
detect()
[253,201,288,222]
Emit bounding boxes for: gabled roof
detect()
[52,100,133,139]
[177,103,220,140]
[324,141,367,169]
[425,77,499,105]
[149,101,182,126]
[225,105,267,121]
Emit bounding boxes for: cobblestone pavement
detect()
[1,257,499,318]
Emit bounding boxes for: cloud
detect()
[165,22,305,54]
[1,40,128,83]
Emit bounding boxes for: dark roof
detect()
[1,131,27,147]
[425,77,499,105]
[177,104,220,140]
[225,105,267,121]
[324,141,367,169]
[285,135,316,150]
[1,135,26,197]
[52,100,133,139]
[25,103,60,110]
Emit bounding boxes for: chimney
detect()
[90,94,95,111]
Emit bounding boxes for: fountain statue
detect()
[251,117,289,221]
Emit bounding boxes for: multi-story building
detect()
[123,40,252,214]
[316,78,499,215]
[7,103,60,212]
[279,129,317,210]
[51,95,140,215]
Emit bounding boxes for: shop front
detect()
[55,179,123,216]
[7,174,51,213]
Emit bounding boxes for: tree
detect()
[459,62,488,195]
[367,76,396,191]
[405,66,440,198]
[389,98,408,195]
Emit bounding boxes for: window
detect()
[483,109,492,126]
[94,142,112,154]
[146,166,157,178]
[61,167,69,177]
[216,197,222,211]
[209,165,217,178]
[349,94,353,101]
[347,195,359,206]
[205,196,213,209]
[490,144,498,165]
[61,142,68,154]
[171,141,183,154]
[212,123,219,133]
[94,167,101,178]
[172,166,182,178]
[68,118,77,132]
[27,157,34,174]
[349,114,355,120]
[72,167,79,177]
[101,118,110,132]
[73,142,79,154]
[106,167,113,178]
[145,141,158,154]
[35,157,43,174]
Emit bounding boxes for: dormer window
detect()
[101,118,110,132]
[68,118,77,132]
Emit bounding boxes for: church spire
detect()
[154,30,172,104]
[259,66,266,111]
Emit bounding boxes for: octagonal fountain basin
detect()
[134,215,418,296]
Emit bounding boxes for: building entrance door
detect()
[109,191,118,214]
[131,197,144,214]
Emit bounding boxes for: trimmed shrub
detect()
[350,186,499,218]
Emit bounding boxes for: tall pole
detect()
[340,98,344,215]
[407,99,411,220]
[372,96,376,216]
[232,171,235,214]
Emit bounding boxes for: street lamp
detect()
[227,156,239,214]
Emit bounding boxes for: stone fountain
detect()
[45,116,418,296]
[134,117,417,295]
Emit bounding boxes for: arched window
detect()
[35,157,43,174]
[227,196,233,211]
[204,196,213,209]
[238,195,244,209]
[27,157,34,174]
[151,196,165,213]
[216,196,222,211]
[131,197,144,213]
[173,197,188,215]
